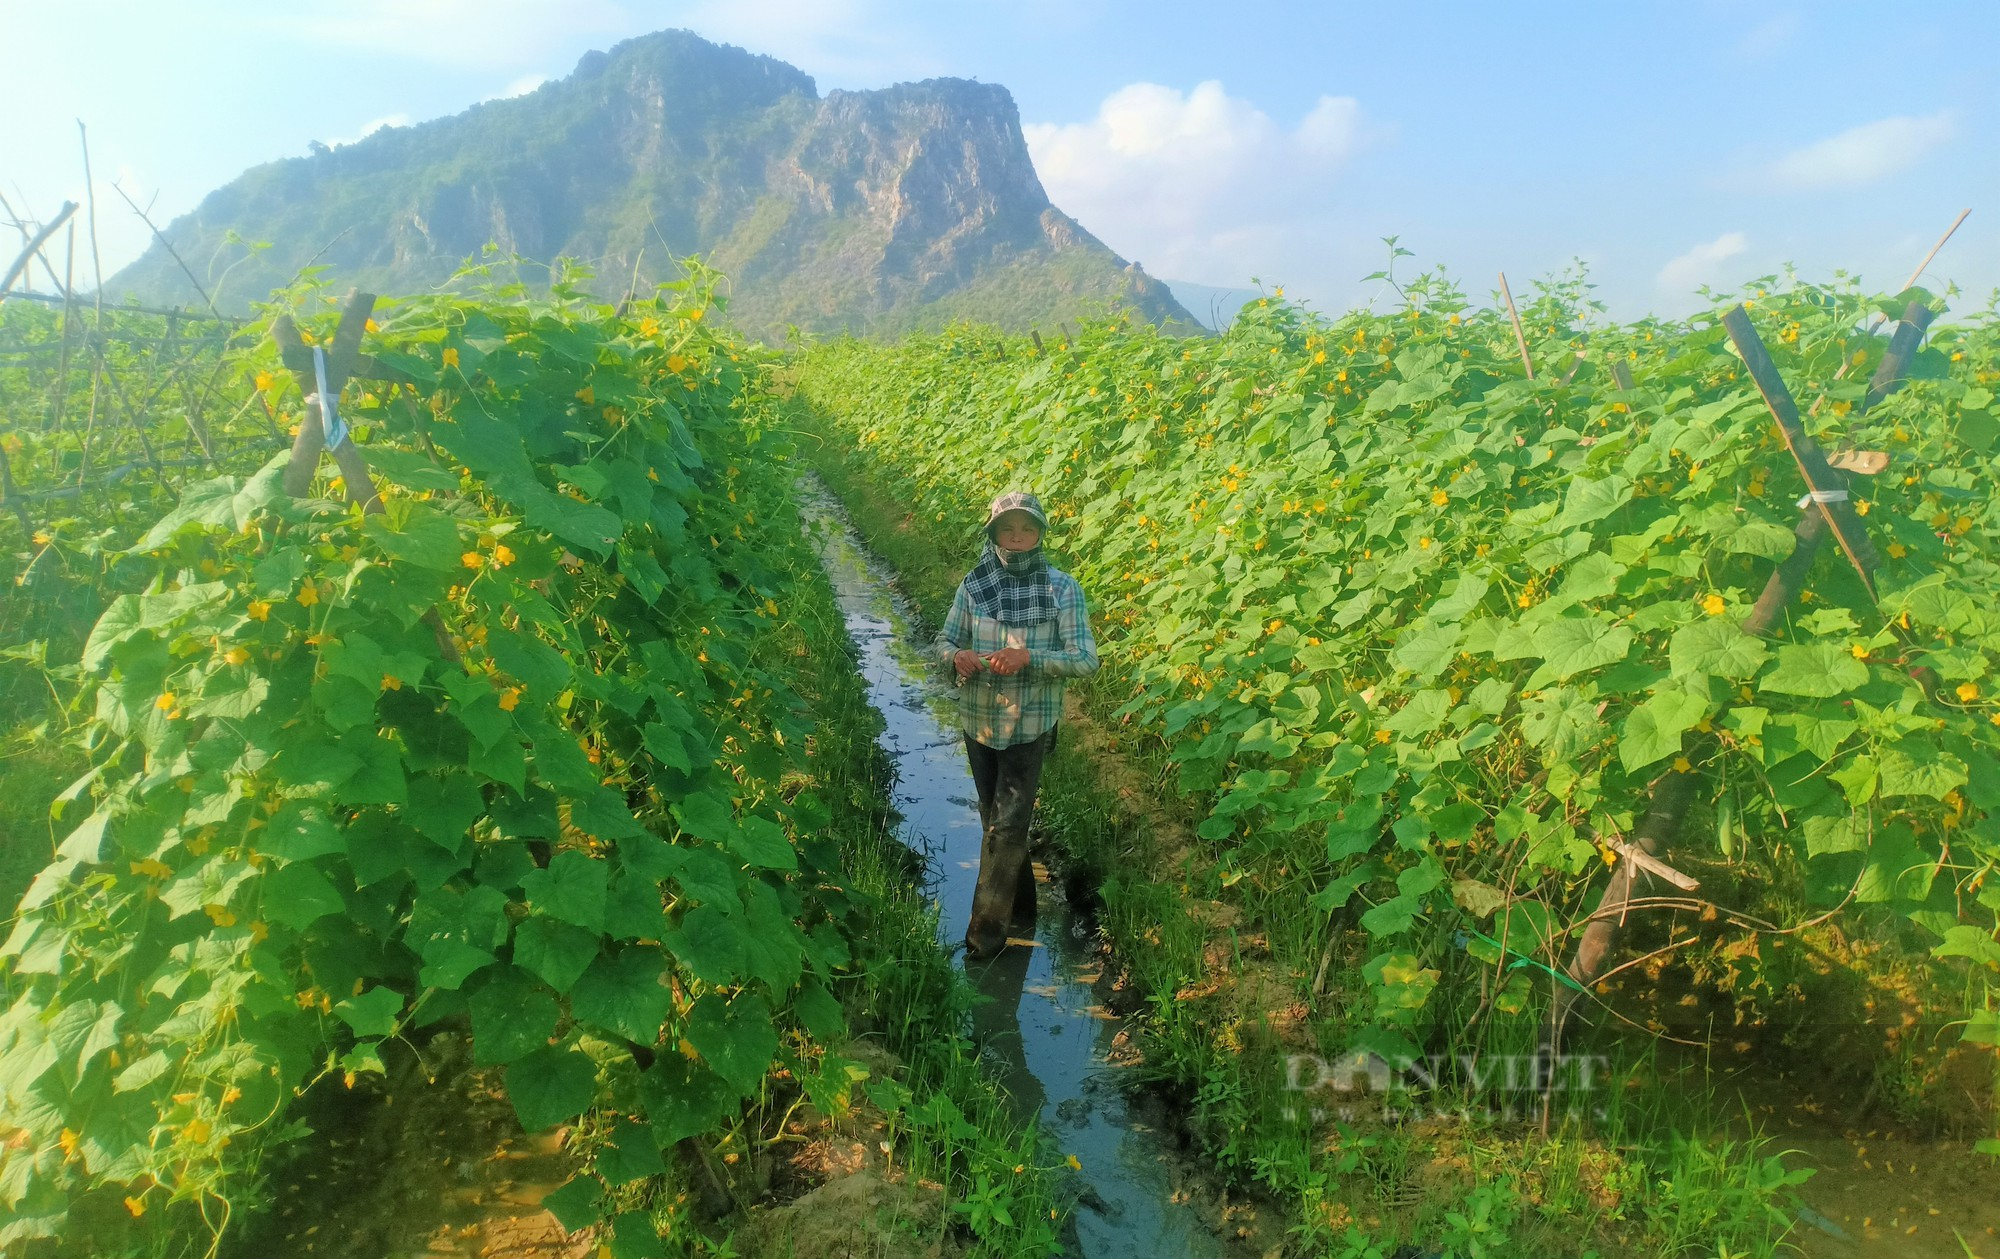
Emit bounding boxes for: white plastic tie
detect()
[1797,488,1848,508]
[310,344,349,450]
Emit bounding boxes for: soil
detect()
[224,1033,586,1259]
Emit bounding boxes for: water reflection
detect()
[968,942,1046,1123]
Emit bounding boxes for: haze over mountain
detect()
[107,30,1194,338]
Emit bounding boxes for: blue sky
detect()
[2,0,1994,319]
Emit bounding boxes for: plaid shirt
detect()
[936,566,1098,749]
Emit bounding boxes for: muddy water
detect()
[800,480,1223,1258]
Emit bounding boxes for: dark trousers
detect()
[962,725,1055,956]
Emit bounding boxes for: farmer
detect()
[937,490,1099,959]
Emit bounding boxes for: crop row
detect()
[795,277,2000,1080]
[1,273,865,1251]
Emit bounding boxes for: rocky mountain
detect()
[107,30,1195,338]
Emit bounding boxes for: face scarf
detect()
[963,541,1057,625]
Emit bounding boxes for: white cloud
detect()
[1657,231,1749,294]
[330,114,411,148]
[1770,111,1955,190]
[1023,81,1379,290]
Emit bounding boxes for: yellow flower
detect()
[249,921,269,944]
[1065,1154,1083,1171]
[461,551,484,569]
[155,692,177,712]
[576,385,595,406]
[687,307,706,323]
[498,687,523,712]
[492,544,515,567]
[124,1196,146,1218]
[1887,542,1908,559]
[381,674,402,691]
[129,858,172,879]
[1419,537,1433,549]
[1957,682,1980,703]
[441,347,459,368]
[183,1117,212,1143]
[254,370,275,393]
[1374,729,1393,745]
[1702,594,1727,617]
[297,583,320,608]
[224,646,250,666]
[639,317,660,337]
[667,353,689,374]
[1850,644,1869,660]
[1673,756,1692,773]
[31,530,50,546]
[202,904,236,927]
[248,599,271,621]
[1431,489,1450,507]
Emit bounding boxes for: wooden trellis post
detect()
[266,290,452,660]
[272,290,385,508]
[1539,296,1939,1074]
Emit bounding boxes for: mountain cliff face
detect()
[108,31,1194,337]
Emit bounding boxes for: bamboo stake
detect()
[1745,301,1936,631]
[74,124,109,491]
[1723,305,1878,598]
[112,181,222,321]
[50,222,76,438]
[1896,207,1970,295]
[1,289,242,323]
[1498,272,1534,379]
[1807,208,1967,418]
[0,202,76,299]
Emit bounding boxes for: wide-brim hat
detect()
[983,490,1048,536]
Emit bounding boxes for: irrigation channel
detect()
[801,478,1226,1257]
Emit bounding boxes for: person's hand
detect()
[985,647,1031,676]
[953,649,984,680]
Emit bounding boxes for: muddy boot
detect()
[966,821,1029,959]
